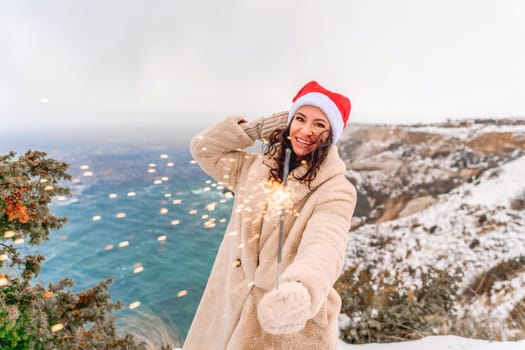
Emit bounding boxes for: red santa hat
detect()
[287,81,351,144]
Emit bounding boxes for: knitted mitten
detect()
[257,281,311,334]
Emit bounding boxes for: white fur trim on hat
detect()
[287,92,344,144]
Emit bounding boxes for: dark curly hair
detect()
[263,125,332,188]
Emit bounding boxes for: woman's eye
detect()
[295,115,304,122]
[315,123,327,129]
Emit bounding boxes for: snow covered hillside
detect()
[337,118,525,343]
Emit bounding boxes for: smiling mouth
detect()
[295,137,314,146]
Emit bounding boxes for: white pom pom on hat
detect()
[287,81,351,144]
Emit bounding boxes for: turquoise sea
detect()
[3,133,233,344]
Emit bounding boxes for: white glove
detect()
[257,281,311,334]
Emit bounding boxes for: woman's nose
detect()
[301,123,315,136]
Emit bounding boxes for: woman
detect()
[184,81,357,349]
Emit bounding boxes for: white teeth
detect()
[296,137,312,145]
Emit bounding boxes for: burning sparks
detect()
[263,179,294,214]
[42,290,54,298]
[133,263,144,274]
[51,323,64,333]
[203,218,216,228]
[248,234,260,244]
[5,146,240,320]
[0,275,8,287]
[129,301,141,310]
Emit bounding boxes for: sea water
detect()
[9,139,232,343]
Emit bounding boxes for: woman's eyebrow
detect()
[295,112,328,124]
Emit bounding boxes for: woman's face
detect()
[289,105,331,159]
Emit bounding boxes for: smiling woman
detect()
[185,81,357,349]
[288,105,331,159]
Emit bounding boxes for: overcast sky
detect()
[2,0,525,136]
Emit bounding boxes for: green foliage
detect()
[0,151,153,349]
[0,151,70,246]
[335,265,461,344]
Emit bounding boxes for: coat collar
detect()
[245,146,346,205]
[285,146,346,205]
[239,146,346,278]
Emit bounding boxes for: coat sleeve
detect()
[190,116,255,191]
[190,113,288,191]
[241,111,288,141]
[279,176,357,318]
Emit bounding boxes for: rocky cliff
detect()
[337,118,525,340]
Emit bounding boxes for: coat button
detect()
[233,258,241,268]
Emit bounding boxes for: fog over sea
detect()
[3,129,233,342]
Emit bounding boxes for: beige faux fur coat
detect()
[183,113,356,350]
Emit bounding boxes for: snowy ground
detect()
[344,154,525,333]
[338,336,525,349]
[339,118,525,345]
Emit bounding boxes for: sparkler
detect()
[51,323,64,332]
[276,148,292,290]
